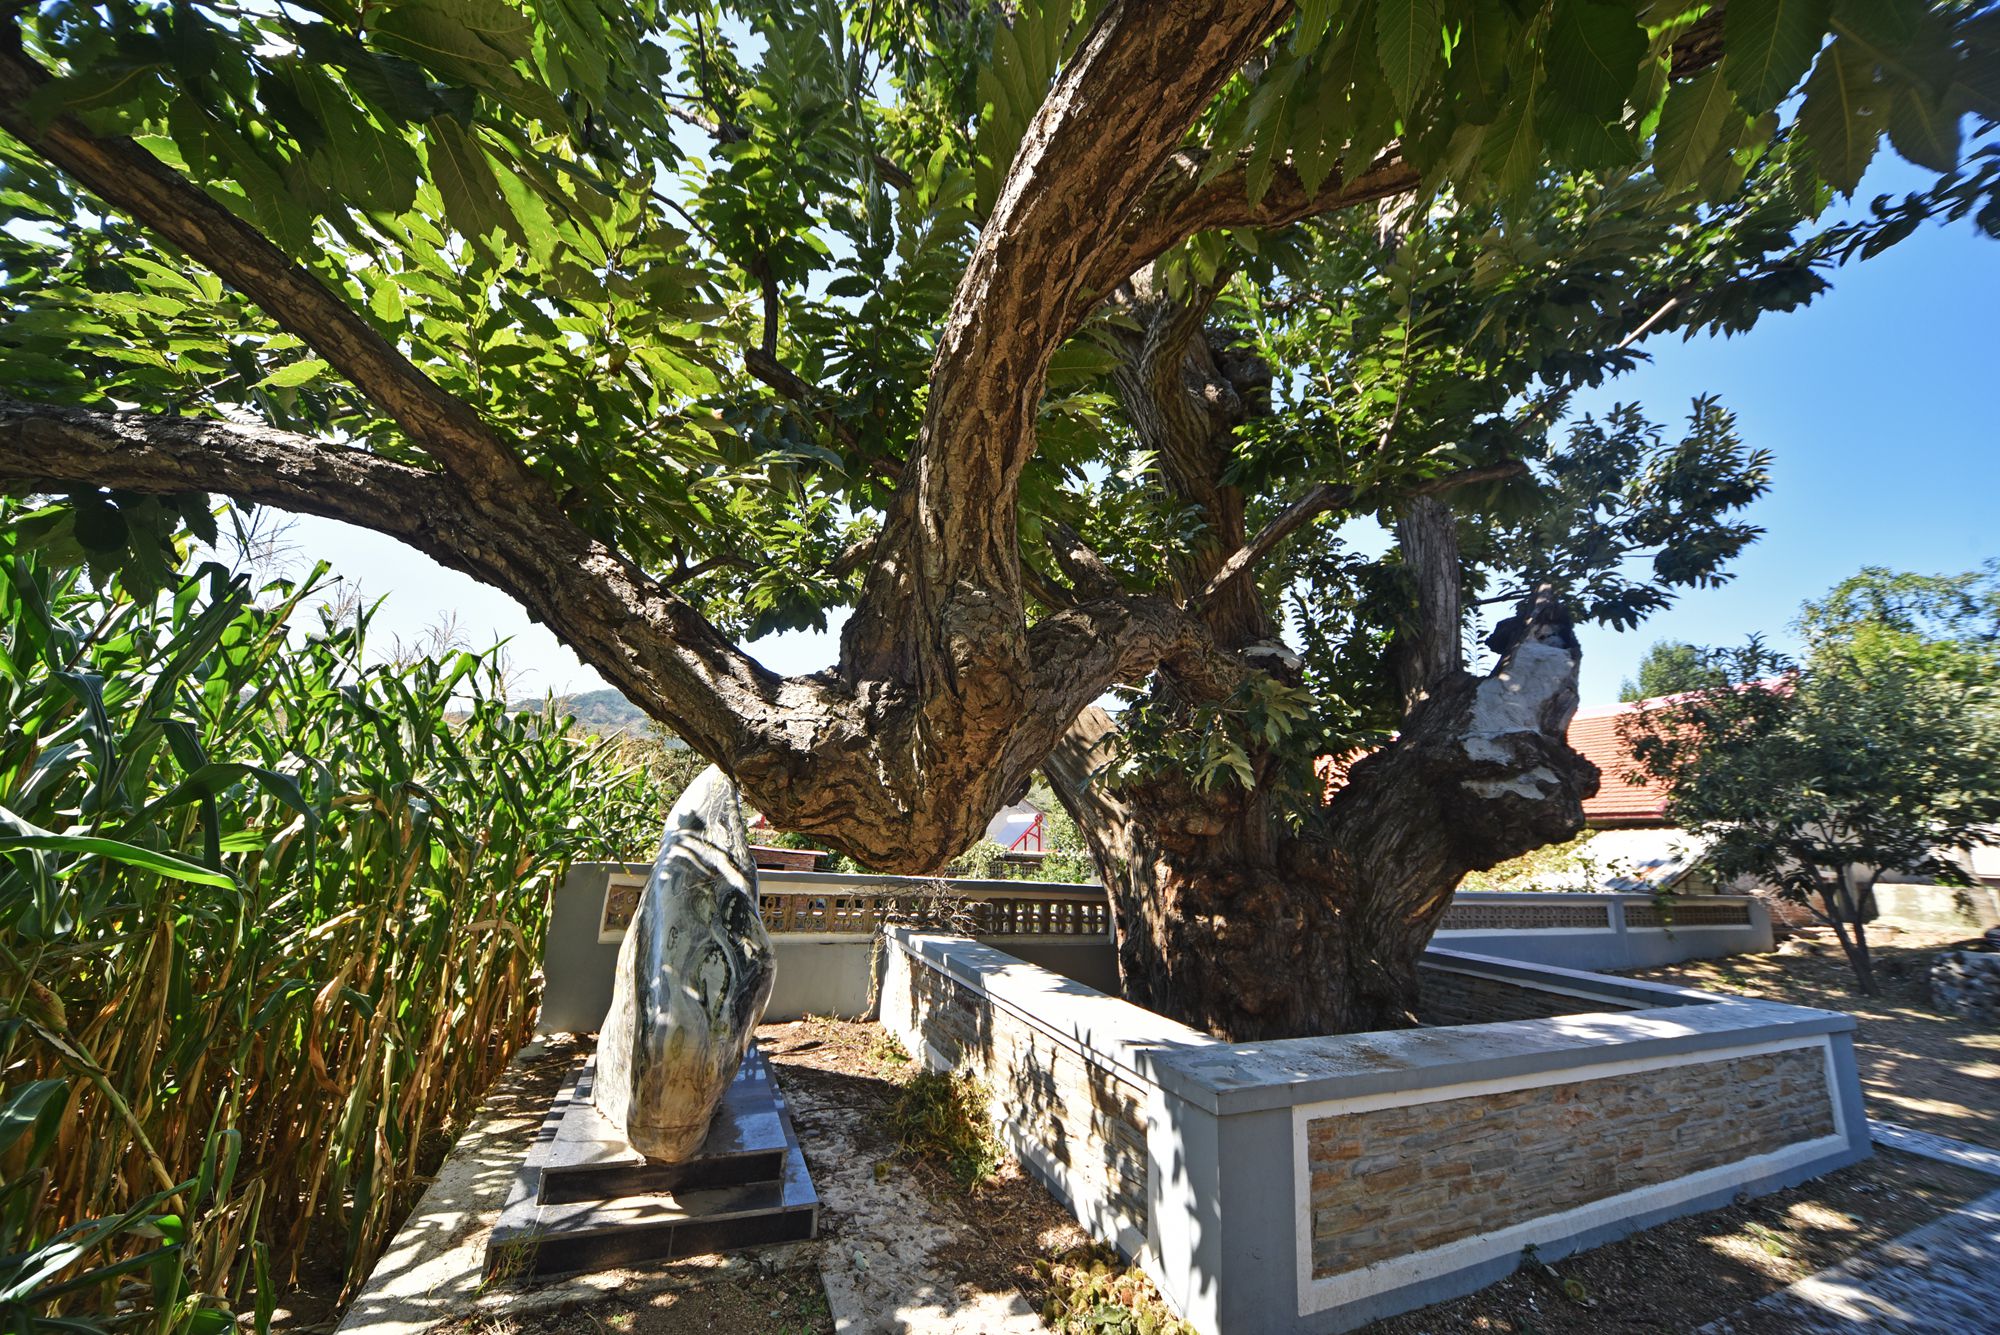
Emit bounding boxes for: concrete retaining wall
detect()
[541,866,1776,1033]
[1874,881,2000,932]
[879,930,1868,1335]
[1435,891,1773,970]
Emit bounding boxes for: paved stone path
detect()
[1870,1119,2000,1178]
[786,1074,1042,1334]
[1696,1124,2000,1334]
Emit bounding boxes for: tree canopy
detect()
[1619,639,1721,700]
[3,2,1997,1032]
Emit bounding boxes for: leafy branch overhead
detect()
[0,0,1995,878]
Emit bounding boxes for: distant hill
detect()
[513,688,653,736]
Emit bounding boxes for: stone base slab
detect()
[539,1052,790,1202]
[488,1043,818,1280]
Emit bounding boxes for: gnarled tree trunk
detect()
[1048,599,1598,1040]
[1037,283,1599,1040]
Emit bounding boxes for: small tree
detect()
[1619,640,1722,702]
[1623,568,2000,994]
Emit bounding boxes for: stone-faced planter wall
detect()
[880,929,1869,1335]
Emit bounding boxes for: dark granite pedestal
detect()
[487,1044,819,1279]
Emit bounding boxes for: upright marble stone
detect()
[594,765,775,1161]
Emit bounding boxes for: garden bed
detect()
[880,928,1872,1334]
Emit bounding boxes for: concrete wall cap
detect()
[888,928,1223,1080]
[1142,995,1855,1115]
[886,929,1856,1119]
[1421,947,1728,1008]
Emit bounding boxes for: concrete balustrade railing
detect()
[1437,890,1773,969]
[540,867,1775,1032]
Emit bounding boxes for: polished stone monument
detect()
[595,764,776,1159]
[488,767,816,1279]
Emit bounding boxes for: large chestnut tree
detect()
[2,1,1995,1036]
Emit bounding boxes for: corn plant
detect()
[0,504,661,1329]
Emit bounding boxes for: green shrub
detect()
[944,839,1010,881]
[886,1069,1002,1189]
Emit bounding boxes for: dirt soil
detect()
[762,1014,1089,1320]
[1628,924,2000,1145]
[430,1266,829,1335]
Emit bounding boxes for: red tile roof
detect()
[1567,702,1672,827]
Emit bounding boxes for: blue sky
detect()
[286,156,1999,710]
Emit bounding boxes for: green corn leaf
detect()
[0,806,237,888]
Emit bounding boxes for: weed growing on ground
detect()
[869,1031,910,1066]
[887,1069,1003,1188]
[1037,1244,1194,1334]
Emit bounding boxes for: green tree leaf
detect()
[257,358,330,389]
[1376,0,1443,114]
[1797,38,1883,196]
[1886,86,1962,172]
[1725,0,1835,114]
[1542,0,1648,124]
[1652,68,1749,191]
[424,116,510,245]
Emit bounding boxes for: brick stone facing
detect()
[1306,1045,1833,1279]
[896,957,1149,1237]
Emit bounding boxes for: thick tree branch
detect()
[0,399,1212,873]
[1071,149,1423,332]
[0,401,446,533]
[1392,495,1463,707]
[0,35,533,507]
[0,400,787,769]
[843,0,1294,678]
[1196,460,1527,605]
[1045,521,1125,600]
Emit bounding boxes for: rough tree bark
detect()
[1049,607,1597,1039]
